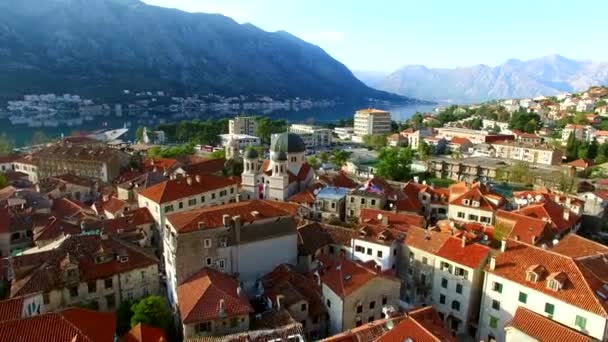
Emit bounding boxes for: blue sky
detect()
[141,0,608,71]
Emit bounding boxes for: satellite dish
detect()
[553,239,559,245]
[535,195,543,201]
[527,194,533,199]
[377,214,383,221]
[521,199,528,205]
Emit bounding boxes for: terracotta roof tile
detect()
[143,157,179,171]
[0,308,116,342]
[551,233,608,258]
[321,316,405,342]
[138,174,238,204]
[496,210,554,246]
[435,236,490,268]
[297,222,354,256]
[166,200,293,234]
[317,255,398,298]
[404,226,451,254]
[490,240,608,317]
[318,172,359,189]
[377,306,456,342]
[120,323,166,342]
[449,186,500,212]
[177,268,253,324]
[104,197,130,215]
[0,296,25,322]
[506,307,593,342]
[515,200,579,234]
[360,208,425,227]
[179,158,226,175]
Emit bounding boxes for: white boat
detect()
[86,128,129,142]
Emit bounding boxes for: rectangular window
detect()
[355,245,364,253]
[206,257,213,266]
[43,292,50,305]
[218,259,226,270]
[377,250,383,258]
[492,282,503,293]
[368,316,374,323]
[492,299,500,310]
[196,322,211,333]
[69,286,78,298]
[178,202,183,209]
[371,199,376,205]
[106,294,115,309]
[439,294,446,304]
[422,257,428,265]
[468,214,479,221]
[366,248,372,255]
[382,296,387,305]
[87,281,97,293]
[357,304,362,313]
[188,198,197,206]
[361,198,365,205]
[230,317,238,328]
[545,303,555,316]
[212,193,216,199]
[369,301,375,309]
[451,300,460,311]
[575,315,587,330]
[489,316,498,329]
[201,195,205,203]
[441,278,448,288]
[230,188,234,194]
[301,303,307,312]
[104,278,113,289]
[518,292,527,303]
[164,205,174,213]
[456,283,463,294]
[326,299,331,308]
[457,212,465,218]
[203,238,212,248]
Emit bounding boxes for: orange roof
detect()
[103,197,129,214]
[177,268,253,324]
[288,188,317,205]
[404,226,451,254]
[138,174,238,204]
[507,307,593,342]
[515,200,579,234]
[317,255,397,298]
[0,308,116,342]
[435,237,490,268]
[496,210,553,246]
[360,208,425,227]
[179,158,226,175]
[318,172,358,189]
[449,186,500,212]
[567,158,593,169]
[320,316,405,342]
[377,306,456,342]
[551,233,608,258]
[144,157,179,171]
[490,239,608,317]
[166,200,292,234]
[0,296,24,322]
[121,323,166,342]
[449,136,472,146]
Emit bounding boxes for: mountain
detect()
[375,55,608,103]
[0,0,419,103]
[353,70,391,87]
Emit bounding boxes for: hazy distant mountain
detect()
[375,55,608,103]
[0,0,418,103]
[353,70,391,87]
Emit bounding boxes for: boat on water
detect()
[85,128,129,142]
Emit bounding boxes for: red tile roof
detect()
[10,235,157,297]
[177,268,253,324]
[506,307,592,342]
[144,157,179,171]
[0,296,25,322]
[404,226,451,254]
[496,210,554,246]
[515,200,579,234]
[121,323,166,342]
[103,197,129,215]
[377,306,456,342]
[138,174,238,204]
[317,255,398,299]
[51,197,95,220]
[449,186,499,212]
[179,158,226,175]
[551,233,608,258]
[435,236,490,268]
[360,208,425,227]
[0,308,116,342]
[261,264,326,318]
[318,172,359,189]
[33,215,81,243]
[320,316,405,342]
[567,158,593,169]
[287,188,316,205]
[490,239,608,317]
[449,136,472,146]
[166,200,293,234]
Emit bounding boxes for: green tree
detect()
[588,138,599,160]
[573,112,588,125]
[362,134,387,151]
[130,296,174,336]
[210,149,226,159]
[565,132,580,160]
[307,156,320,170]
[470,118,483,130]
[596,141,608,164]
[30,131,52,145]
[554,170,577,194]
[255,117,288,145]
[117,299,137,336]
[318,151,330,164]
[375,147,414,181]
[509,162,535,184]
[418,139,432,161]
[596,99,607,108]
[330,149,352,168]
[135,126,145,142]
[0,134,14,156]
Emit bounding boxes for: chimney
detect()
[222,214,232,227]
[554,195,560,203]
[563,209,570,221]
[489,256,496,270]
[531,235,537,245]
[195,174,201,183]
[461,234,466,248]
[186,177,192,185]
[500,239,507,252]
[219,299,226,317]
[514,235,520,241]
[276,295,284,310]
[237,284,242,297]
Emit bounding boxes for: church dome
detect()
[270,132,306,154]
[272,151,288,162]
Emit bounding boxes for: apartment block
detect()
[289,124,332,149]
[229,116,258,136]
[353,108,391,142]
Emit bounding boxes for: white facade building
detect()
[288,124,332,149]
[218,134,261,149]
[353,109,391,143]
[229,116,258,136]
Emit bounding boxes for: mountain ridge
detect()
[0,0,423,103]
[375,55,608,103]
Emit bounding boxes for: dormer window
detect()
[547,272,567,292]
[526,270,539,282]
[472,200,480,208]
[526,264,545,283]
[548,278,562,291]
[463,199,470,205]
